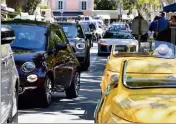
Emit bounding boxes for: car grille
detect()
[100,45,107,52]
[115,45,128,52]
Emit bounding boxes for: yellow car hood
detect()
[114,94,176,123]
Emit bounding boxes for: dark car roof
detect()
[2,19,52,27]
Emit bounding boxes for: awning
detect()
[53,11,83,17]
[163,3,176,12]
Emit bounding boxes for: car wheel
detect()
[65,72,80,98]
[7,87,18,123]
[38,77,52,107]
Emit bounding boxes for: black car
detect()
[59,22,90,70]
[2,20,81,107]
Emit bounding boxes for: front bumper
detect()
[18,76,45,95]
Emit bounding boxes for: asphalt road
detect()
[18,43,107,123]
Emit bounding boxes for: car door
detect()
[49,24,78,89]
[1,44,13,122]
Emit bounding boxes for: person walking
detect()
[156,15,176,44]
[149,16,160,39]
[157,12,169,33]
[149,16,160,32]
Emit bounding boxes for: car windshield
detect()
[103,31,133,39]
[113,41,176,58]
[60,23,84,38]
[123,41,176,88]
[3,24,47,50]
[80,22,90,32]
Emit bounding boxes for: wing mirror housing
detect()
[1,26,15,45]
[107,74,119,92]
[55,43,67,51]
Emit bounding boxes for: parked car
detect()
[1,26,19,123]
[95,41,176,123]
[98,31,138,56]
[2,20,81,107]
[59,22,90,71]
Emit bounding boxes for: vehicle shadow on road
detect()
[18,57,107,122]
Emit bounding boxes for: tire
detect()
[81,52,90,71]
[7,87,18,123]
[38,77,52,108]
[65,72,80,98]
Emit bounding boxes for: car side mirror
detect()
[55,43,67,51]
[1,26,15,45]
[106,74,119,92]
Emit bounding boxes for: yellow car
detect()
[95,41,176,123]
[100,44,148,93]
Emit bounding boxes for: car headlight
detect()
[21,62,36,73]
[76,43,85,50]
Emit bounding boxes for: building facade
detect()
[51,0,94,20]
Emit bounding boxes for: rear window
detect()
[60,23,84,38]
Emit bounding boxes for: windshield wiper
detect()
[11,46,33,50]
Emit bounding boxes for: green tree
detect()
[94,0,118,10]
[122,0,160,11]
[23,0,41,14]
[6,0,25,10]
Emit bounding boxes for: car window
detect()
[60,23,84,38]
[3,24,47,51]
[80,22,90,32]
[103,32,133,39]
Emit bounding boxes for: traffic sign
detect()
[131,16,149,35]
